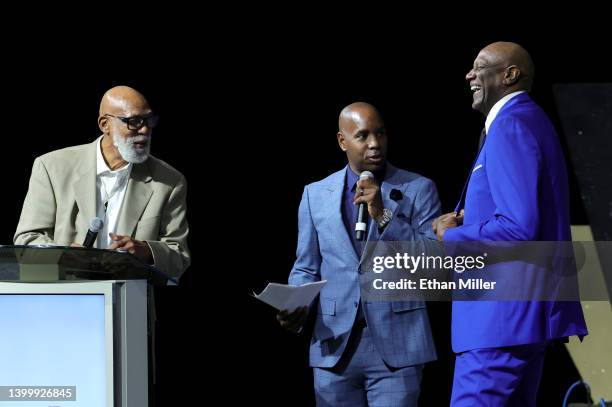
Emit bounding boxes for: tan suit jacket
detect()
[14,137,190,278]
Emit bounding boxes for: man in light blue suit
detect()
[434,42,588,406]
[277,102,439,406]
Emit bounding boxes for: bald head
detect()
[99,86,151,117]
[480,42,534,90]
[338,102,384,134]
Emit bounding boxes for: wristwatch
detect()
[376,208,393,230]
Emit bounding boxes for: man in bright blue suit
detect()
[434,42,588,406]
[277,102,439,406]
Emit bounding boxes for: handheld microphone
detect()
[83,217,104,248]
[355,171,374,241]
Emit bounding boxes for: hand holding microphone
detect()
[354,171,385,240]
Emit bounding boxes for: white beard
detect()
[112,127,151,164]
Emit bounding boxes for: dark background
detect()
[2,26,609,405]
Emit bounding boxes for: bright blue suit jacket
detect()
[444,93,588,352]
[289,164,439,368]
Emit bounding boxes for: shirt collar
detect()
[96,137,132,176]
[346,166,360,192]
[485,90,526,134]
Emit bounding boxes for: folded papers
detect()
[254,280,327,313]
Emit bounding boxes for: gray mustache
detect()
[127,136,150,144]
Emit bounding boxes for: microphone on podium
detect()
[83,217,104,248]
[355,171,374,241]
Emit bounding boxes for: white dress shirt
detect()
[95,138,132,248]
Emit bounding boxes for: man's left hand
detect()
[107,233,153,264]
[433,212,461,241]
[354,177,384,221]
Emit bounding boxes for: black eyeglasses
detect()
[105,114,159,130]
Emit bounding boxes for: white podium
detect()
[0,246,169,407]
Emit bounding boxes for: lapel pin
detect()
[390,189,403,201]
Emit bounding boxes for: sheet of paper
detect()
[254,280,326,312]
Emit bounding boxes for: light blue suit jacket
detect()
[444,93,588,352]
[289,164,439,368]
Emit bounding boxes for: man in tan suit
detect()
[15,85,190,279]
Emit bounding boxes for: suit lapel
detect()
[455,134,486,213]
[116,161,153,236]
[73,139,98,224]
[325,169,360,264]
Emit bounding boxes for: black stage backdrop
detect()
[1,27,608,405]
